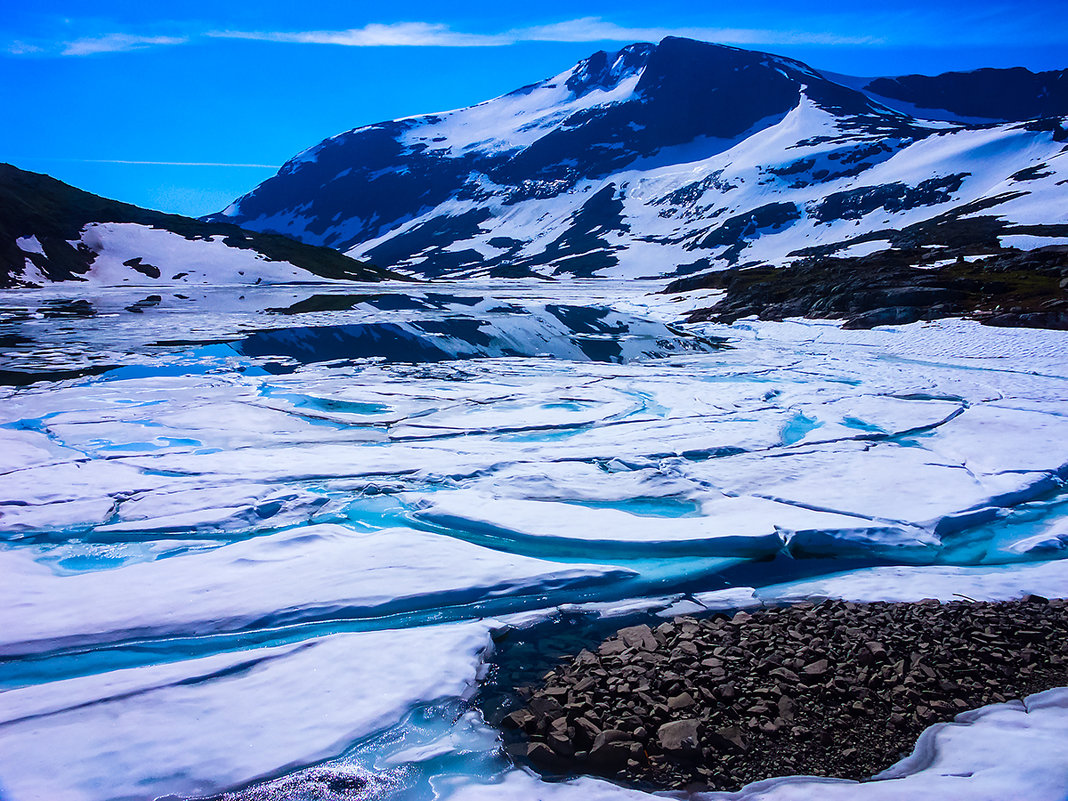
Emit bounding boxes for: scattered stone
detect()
[709,726,749,752]
[667,692,695,710]
[671,246,1068,331]
[548,731,575,757]
[802,659,830,679]
[526,742,556,763]
[658,719,700,755]
[618,624,660,651]
[502,708,536,730]
[589,730,637,767]
[507,597,1068,792]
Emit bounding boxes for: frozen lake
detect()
[1,280,1067,801]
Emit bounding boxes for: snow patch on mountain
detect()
[65,223,327,285]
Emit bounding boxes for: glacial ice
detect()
[1,283,1066,801]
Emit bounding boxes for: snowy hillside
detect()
[0,164,398,287]
[211,37,1068,280]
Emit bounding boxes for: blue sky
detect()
[4,2,1065,217]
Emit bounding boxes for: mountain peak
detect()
[208,41,1068,280]
[564,42,653,95]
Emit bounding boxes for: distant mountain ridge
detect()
[209,37,1068,280]
[861,67,1068,122]
[0,164,399,287]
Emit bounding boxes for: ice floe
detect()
[0,623,493,801]
[0,524,631,655]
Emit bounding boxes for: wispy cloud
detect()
[5,16,888,58]
[209,22,509,48]
[78,159,279,168]
[210,18,878,48]
[60,33,188,56]
[7,41,45,55]
[515,18,878,46]
[20,158,279,168]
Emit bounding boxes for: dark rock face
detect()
[865,67,1068,121]
[627,38,808,145]
[693,202,801,256]
[812,175,968,224]
[0,163,395,287]
[671,244,1068,331]
[362,208,494,278]
[507,597,1068,792]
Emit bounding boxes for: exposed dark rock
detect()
[864,67,1068,122]
[669,244,1068,330]
[812,175,967,223]
[511,598,1068,792]
[657,719,700,755]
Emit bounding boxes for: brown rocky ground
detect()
[667,245,1068,331]
[504,596,1068,792]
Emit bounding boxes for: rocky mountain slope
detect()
[0,164,399,287]
[667,245,1068,330]
[850,67,1068,122]
[209,37,1068,280]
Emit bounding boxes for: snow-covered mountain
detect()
[0,164,399,287]
[210,37,1068,280]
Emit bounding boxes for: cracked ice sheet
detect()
[0,524,631,655]
[92,482,330,534]
[692,320,1068,420]
[464,461,695,503]
[0,461,177,533]
[407,490,913,558]
[37,393,382,454]
[0,623,492,801]
[918,403,1068,476]
[777,393,964,444]
[442,691,1068,801]
[693,557,1068,608]
[0,427,83,473]
[107,414,783,486]
[676,441,1052,530]
[0,476,330,537]
[0,463,332,537]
